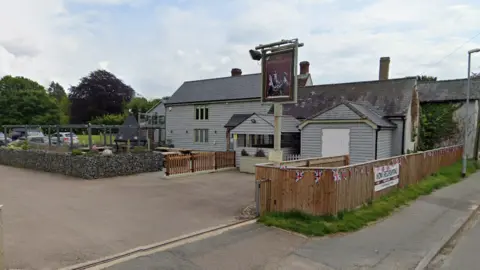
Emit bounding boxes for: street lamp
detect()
[462,48,480,177]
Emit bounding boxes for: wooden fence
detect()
[165,151,236,176]
[255,145,463,216]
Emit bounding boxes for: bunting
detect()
[314,170,322,184]
[295,171,304,182]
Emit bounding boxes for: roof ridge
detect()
[183,73,261,84]
[301,77,416,89]
[418,78,471,84]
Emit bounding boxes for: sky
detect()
[0,0,480,98]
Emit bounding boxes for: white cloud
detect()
[0,0,479,98]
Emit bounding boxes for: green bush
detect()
[71,149,84,156]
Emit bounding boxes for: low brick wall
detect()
[0,148,163,179]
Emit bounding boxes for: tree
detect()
[126,97,163,120]
[0,75,45,91]
[69,70,135,124]
[47,81,67,101]
[416,75,437,82]
[0,88,61,125]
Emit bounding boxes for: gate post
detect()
[255,180,261,217]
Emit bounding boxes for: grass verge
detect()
[77,134,108,145]
[258,160,479,237]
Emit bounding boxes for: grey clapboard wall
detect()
[165,100,271,151]
[301,123,375,164]
[376,129,393,159]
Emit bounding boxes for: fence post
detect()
[56,125,60,147]
[103,125,107,146]
[3,127,6,145]
[47,126,51,146]
[214,152,218,170]
[165,156,170,176]
[255,181,261,217]
[191,154,195,173]
[0,205,4,270]
[87,123,93,150]
[70,127,74,150]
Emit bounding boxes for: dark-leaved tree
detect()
[69,70,135,124]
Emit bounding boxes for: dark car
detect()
[11,128,44,141]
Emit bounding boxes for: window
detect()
[236,134,274,148]
[195,105,209,120]
[194,129,209,143]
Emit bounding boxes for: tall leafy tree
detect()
[0,75,62,125]
[69,70,135,124]
[0,75,45,91]
[47,81,67,101]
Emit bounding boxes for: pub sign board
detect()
[261,48,298,104]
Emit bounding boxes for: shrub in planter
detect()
[255,149,266,157]
[241,149,249,156]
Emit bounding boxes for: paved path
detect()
[106,172,480,270]
[428,210,480,270]
[0,166,255,270]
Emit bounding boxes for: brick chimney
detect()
[379,57,390,80]
[231,68,242,76]
[299,61,310,75]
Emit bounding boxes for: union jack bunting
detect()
[342,169,349,180]
[280,165,287,170]
[295,171,304,182]
[314,170,322,184]
[333,170,341,181]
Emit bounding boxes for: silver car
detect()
[50,132,80,146]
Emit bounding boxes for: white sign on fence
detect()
[374,163,399,192]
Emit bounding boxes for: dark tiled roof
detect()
[418,78,480,102]
[305,102,396,128]
[167,74,262,104]
[224,114,253,128]
[281,78,416,119]
[348,102,396,128]
[166,73,313,105]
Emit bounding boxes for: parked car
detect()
[9,135,48,146]
[11,128,45,141]
[0,132,12,146]
[50,132,80,146]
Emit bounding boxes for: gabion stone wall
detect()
[0,149,163,179]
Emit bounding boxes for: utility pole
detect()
[462,48,480,177]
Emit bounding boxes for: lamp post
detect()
[462,48,480,177]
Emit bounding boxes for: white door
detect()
[322,129,350,157]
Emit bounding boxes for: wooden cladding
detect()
[165,151,235,176]
[256,146,462,216]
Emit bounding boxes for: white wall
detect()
[453,100,478,158]
[234,147,296,167]
[404,105,416,153]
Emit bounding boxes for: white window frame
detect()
[194,129,209,143]
[195,105,209,120]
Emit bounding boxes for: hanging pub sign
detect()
[374,163,400,192]
[261,47,298,104]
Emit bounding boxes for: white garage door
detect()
[322,129,350,157]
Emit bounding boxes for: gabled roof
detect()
[167,74,261,105]
[224,114,253,128]
[230,113,300,133]
[280,77,417,119]
[418,78,480,102]
[115,115,146,142]
[304,102,396,128]
[166,73,313,105]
